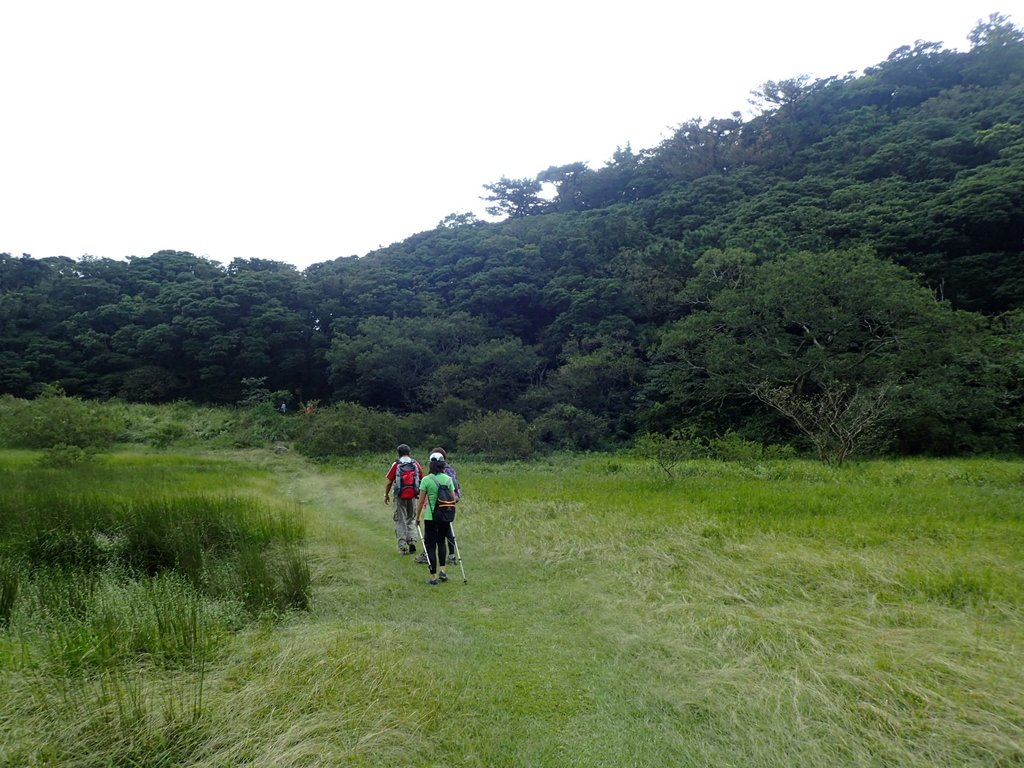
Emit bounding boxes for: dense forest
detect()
[3,15,1023,457]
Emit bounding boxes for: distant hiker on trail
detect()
[430,446,461,565]
[384,444,422,556]
[416,452,457,585]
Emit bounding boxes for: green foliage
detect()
[481,175,550,218]
[706,431,796,463]
[293,401,401,459]
[104,400,236,448]
[148,420,189,449]
[37,442,94,467]
[237,376,280,408]
[632,428,707,476]
[531,403,609,451]
[231,402,302,447]
[398,395,477,453]
[649,249,1006,453]
[456,410,535,459]
[0,386,123,450]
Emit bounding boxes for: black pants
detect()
[423,519,451,574]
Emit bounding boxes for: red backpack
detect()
[394,459,421,499]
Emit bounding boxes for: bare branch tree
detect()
[756,380,896,465]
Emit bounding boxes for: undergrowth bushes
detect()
[0,387,123,454]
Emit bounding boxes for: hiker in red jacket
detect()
[384,444,423,556]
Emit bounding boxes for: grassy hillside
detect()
[2,450,1022,766]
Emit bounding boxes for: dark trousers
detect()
[423,519,451,574]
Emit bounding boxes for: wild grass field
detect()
[1,449,1022,767]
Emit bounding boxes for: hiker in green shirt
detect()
[416,452,456,585]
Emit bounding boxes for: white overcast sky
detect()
[1,1,1017,269]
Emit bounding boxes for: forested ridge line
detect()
[2,15,1023,456]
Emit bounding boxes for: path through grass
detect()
[3,451,1023,766]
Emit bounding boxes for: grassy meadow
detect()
[1,449,1022,766]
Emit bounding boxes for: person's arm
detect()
[384,464,396,505]
[416,487,428,525]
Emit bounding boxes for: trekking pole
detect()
[416,521,432,571]
[449,522,467,584]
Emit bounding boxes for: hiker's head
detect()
[397,443,411,457]
[429,452,445,474]
[429,447,448,460]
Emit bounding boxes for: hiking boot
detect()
[438,572,449,582]
[414,553,429,564]
[427,578,439,586]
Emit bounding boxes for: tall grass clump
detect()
[3,490,310,617]
[30,571,236,673]
[0,459,312,663]
[0,558,18,628]
[0,451,315,766]
[13,662,211,767]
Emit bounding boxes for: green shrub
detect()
[633,428,708,476]
[24,527,108,571]
[531,404,609,451]
[400,397,477,451]
[707,431,796,463]
[456,411,534,459]
[293,402,401,459]
[149,421,189,449]
[0,387,122,450]
[37,443,93,467]
[231,403,302,447]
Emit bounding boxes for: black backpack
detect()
[434,481,457,522]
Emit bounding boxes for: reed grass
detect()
[0,460,309,614]
[0,559,17,628]
[0,451,312,767]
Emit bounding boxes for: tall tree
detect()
[647,248,1003,451]
[537,162,590,212]
[480,176,549,219]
